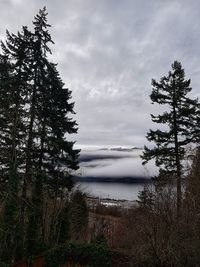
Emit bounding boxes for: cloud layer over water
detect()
[78,148,158,180]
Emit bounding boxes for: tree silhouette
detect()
[0,7,80,262]
[142,61,199,217]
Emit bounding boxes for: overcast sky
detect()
[0,0,200,148]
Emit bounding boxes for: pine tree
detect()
[24,8,79,192]
[23,9,54,253]
[0,7,80,261]
[142,61,199,217]
[23,8,79,254]
[0,28,30,261]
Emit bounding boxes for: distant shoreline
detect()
[74,176,152,184]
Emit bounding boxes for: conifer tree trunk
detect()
[21,66,37,224]
[172,88,182,218]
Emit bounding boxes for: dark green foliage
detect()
[92,233,108,247]
[0,263,9,267]
[26,175,44,256]
[0,28,28,262]
[0,192,20,262]
[56,206,70,244]
[142,61,198,174]
[187,147,200,209]
[44,242,111,267]
[0,7,79,262]
[137,184,154,209]
[69,190,88,239]
[23,8,79,256]
[142,61,199,215]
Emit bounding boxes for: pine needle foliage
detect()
[0,7,80,262]
[142,61,200,216]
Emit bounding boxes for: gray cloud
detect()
[0,0,200,147]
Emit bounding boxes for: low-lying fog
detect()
[77,147,158,181]
[75,147,158,200]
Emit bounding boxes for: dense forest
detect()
[1,7,200,267]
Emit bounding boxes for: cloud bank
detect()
[78,149,158,180]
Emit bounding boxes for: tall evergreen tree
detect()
[0,7,79,261]
[23,7,79,254]
[142,61,199,217]
[0,28,30,261]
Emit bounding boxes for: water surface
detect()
[78,181,145,200]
